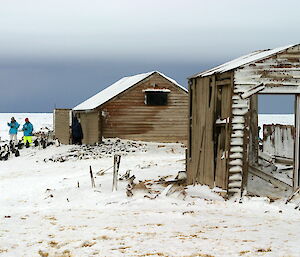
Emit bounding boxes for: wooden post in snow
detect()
[90,166,96,188]
[112,155,121,191]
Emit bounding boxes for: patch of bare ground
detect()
[135,253,166,257]
[183,254,215,257]
[0,248,8,254]
[239,250,251,255]
[38,250,49,257]
[55,249,73,257]
[239,248,272,256]
[38,249,73,257]
[104,226,117,231]
[136,254,214,257]
[48,241,59,248]
[93,235,112,240]
[113,246,132,254]
[81,241,96,247]
[256,247,272,252]
[173,231,205,240]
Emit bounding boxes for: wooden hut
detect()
[187,44,300,196]
[55,71,188,145]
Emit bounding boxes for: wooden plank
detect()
[240,83,265,99]
[274,155,293,165]
[198,77,207,185]
[54,109,71,144]
[294,94,300,189]
[241,106,250,191]
[197,77,206,184]
[205,75,216,187]
[249,165,292,190]
[215,127,227,189]
[248,95,258,166]
[186,79,193,184]
[216,79,231,86]
[216,72,232,80]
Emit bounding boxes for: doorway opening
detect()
[247,94,295,198]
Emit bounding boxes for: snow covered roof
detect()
[143,88,171,93]
[190,44,297,78]
[73,71,187,111]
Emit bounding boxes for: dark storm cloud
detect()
[0,0,299,113]
[0,58,216,112]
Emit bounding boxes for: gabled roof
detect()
[73,71,187,111]
[190,44,297,78]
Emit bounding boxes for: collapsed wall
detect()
[263,124,294,159]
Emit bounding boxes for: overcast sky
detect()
[0,0,299,113]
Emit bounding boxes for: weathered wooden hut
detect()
[187,44,300,196]
[55,71,188,145]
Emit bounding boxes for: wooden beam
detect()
[294,94,300,189]
[273,155,293,165]
[249,165,292,191]
[216,79,231,86]
[241,83,265,99]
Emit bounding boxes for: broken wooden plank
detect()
[241,83,265,99]
[249,165,292,191]
[112,154,121,191]
[286,187,300,203]
[273,155,293,165]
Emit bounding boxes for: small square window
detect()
[145,91,168,106]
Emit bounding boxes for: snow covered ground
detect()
[1,113,300,257]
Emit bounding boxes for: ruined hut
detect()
[54,71,188,144]
[187,44,300,196]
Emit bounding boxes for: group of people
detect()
[7,116,83,146]
[7,117,34,145]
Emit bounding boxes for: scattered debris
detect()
[44,139,147,162]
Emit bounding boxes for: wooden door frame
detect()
[98,110,103,143]
[294,95,300,189]
[256,93,299,190]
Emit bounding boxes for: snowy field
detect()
[258,114,294,127]
[1,113,300,257]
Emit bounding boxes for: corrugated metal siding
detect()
[100,73,188,143]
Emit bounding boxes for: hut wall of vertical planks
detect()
[187,44,300,196]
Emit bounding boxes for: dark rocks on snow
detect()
[44,139,147,162]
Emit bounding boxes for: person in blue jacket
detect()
[22,118,34,146]
[7,117,20,144]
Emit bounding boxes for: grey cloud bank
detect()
[0,0,299,113]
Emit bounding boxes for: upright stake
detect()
[112,155,121,191]
[90,166,96,188]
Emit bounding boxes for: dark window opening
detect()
[145,91,168,106]
[208,84,213,107]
